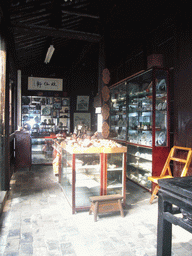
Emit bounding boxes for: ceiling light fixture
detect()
[44,45,55,64]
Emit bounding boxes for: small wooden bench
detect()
[89,194,124,222]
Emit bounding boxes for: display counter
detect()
[53,139,127,214]
[31,136,55,164]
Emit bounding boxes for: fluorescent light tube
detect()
[44,45,55,64]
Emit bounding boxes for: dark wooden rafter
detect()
[16,35,47,44]
[15,34,44,44]
[61,17,82,29]
[16,38,46,50]
[61,9,99,19]
[61,0,90,10]
[4,0,103,70]
[13,13,50,24]
[29,19,50,26]
[62,23,79,31]
[10,22,101,42]
[12,33,28,41]
[8,0,51,13]
[62,15,82,23]
[10,8,47,21]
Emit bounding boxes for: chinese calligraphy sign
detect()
[28,77,63,91]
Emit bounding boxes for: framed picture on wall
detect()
[59,118,67,127]
[73,112,91,131]
[76,96,89,111]
[53,97,61,103]
[62,98,69,106]
[41,105,51,116]
[53,102,61,110]
[52,109,59,118]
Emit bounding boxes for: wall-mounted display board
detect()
[21,96,70,136]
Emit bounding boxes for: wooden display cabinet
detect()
[110,67,170,190]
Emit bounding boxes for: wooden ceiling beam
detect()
[10,22,101,42]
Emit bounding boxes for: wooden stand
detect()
[89,194,124,222]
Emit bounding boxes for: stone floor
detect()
[0,165,191,256]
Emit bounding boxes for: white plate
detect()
[157,103,162,110]
[158,132,165,145]
[162,102,167,110]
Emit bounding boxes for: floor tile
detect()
[0,165,191,256]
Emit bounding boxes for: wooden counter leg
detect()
[89,203,94,215]
[118,199,124,217]
[94,201,99,222]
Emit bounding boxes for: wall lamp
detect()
[44,45,55,64]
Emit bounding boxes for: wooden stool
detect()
[89,194,124,222]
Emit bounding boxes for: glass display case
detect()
[54,141,127,214]
[110,68,170,190]
[110,82,127,140]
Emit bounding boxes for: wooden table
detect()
[157,177,192,256]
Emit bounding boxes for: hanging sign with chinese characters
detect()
[28,77,63,91]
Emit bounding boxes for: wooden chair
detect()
[148,146,192,204]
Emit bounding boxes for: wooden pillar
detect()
[0,33,6,190]
[98,37,106,95]
[5,40,11,190]
[98,37,111,139]
[17,70,21,129]
[173,11,192,175]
